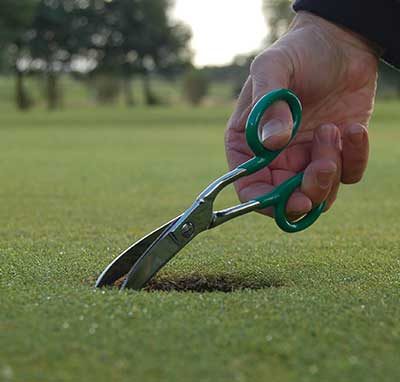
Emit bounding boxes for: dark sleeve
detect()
[293,0,400,68]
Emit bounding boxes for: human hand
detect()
[225,12,379,219]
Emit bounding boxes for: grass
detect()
[0,100,399,382]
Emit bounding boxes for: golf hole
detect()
[88,273,285,293]
[144,274,285,293]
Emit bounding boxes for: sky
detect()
[172,0,267,67]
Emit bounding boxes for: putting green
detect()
[0,103,399,381]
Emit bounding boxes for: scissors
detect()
[95,89,326,290]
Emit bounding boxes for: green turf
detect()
[0,101,399,382]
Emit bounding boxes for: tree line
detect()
[1,0,397,111]
[0,0,192,110]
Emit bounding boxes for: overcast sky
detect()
[172,0,267,67]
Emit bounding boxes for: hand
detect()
[225,12,379,219]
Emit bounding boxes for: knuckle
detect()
[249,53,265,76]
[250,49,285,77]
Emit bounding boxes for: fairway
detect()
[0,102,399,381]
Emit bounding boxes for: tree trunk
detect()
[142,72,158,106]
[46,71,59,110]
[15,68,30,111]
[123,75,134,106]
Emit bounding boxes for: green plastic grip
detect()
[237,89,325,233]
[254,173,326,233]
[238,89,302,175]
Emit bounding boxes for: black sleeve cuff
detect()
[293,0,400,68]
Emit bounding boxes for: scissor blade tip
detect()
[94,275,106,288]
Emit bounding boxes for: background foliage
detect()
[1,0,398,112]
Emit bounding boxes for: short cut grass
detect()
[0,102,399,382]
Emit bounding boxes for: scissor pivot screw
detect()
[181,222,195,238]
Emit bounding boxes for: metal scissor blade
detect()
[121,228,182,290]
[95,215,182,288]
[121,199,213,290]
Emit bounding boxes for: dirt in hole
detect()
[88,273,284,293]
[114,275,127,288]
[143,274,284,293]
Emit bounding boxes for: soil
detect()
[144,274,284,293]
[88,273,284,293]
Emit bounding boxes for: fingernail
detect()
[317,169,334,189]
[348,124,364,145]
[261,119,287,142]
[317,124,338,144]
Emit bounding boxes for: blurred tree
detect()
[84,0,145,105]
[230,54,257,96]
[138,0,191,105]
[263,0,294,44]
[28,0,101,109]
[0,0,39,109]
[2,0,192,109]
[28,0,75,110]
[183,69,209,106]
[200,53,257,100]
[90,74,121,104]
[78,0,191,106]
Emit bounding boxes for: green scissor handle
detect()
[238,89,326,233]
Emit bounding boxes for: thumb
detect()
[250,49,294,151]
